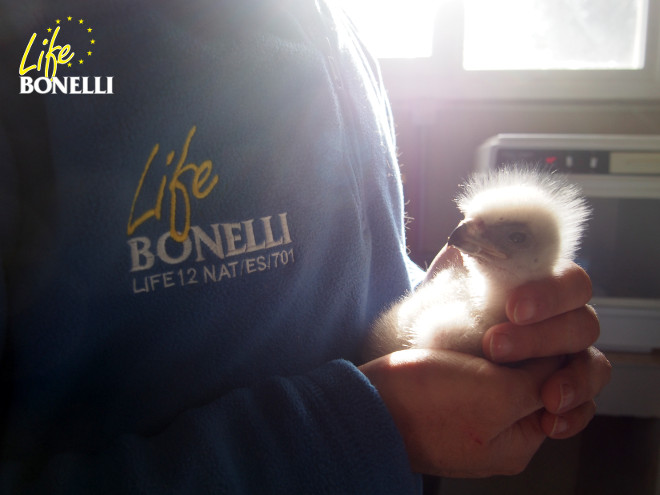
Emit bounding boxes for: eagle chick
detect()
[364,167,590,359]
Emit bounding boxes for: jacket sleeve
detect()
[0,1,422,493]
[2,361,420,494]
[0,109,411,494]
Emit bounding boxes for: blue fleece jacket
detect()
[0,0,423,492]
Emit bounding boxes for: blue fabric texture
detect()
[0,0,422,492]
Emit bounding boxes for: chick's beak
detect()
[447,219,508,260]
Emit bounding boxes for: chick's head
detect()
[449,168,590,288]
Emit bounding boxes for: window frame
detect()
[378,0,660,100]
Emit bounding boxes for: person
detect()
[0,0,611,493]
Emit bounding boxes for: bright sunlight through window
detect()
[336,0,439,58]
[463,0,649,70]
[339,0,649,69]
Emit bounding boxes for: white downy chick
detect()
[364,167,590,359]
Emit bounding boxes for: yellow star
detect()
[67,16,72,21]
[56,19,61,24]
[79,19,84,24]
[47,27,52,33]
[68,62,72,67]
[87,51,92,56]
[90,39,96,45]
[79,59,84,64]
[87,27,93,33]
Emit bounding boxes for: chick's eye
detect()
[509,232,527,244]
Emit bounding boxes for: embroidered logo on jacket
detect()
[126,126,294,294]
[19,16,113,95]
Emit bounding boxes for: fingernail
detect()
[558,383,575,413]
[551,416,569,437]
[490,333,513,360]
[513,298,536,323]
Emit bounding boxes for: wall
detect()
[389,98,660,266]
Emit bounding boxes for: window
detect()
[463,0,648,70]
[340,0,660,99]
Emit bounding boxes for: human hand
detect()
[359,348,563,477]
[366,246,610,475]
[426,244,611,440]
[481,261,612,439]
[423,243,463,283]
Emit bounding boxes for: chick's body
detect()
[365,167,590,359]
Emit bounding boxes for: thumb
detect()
[504,356,566,417]
[481,357,564,475]
[424,244,463,284]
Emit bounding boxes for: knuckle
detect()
[557,263,593,311]
[569,350,611,407]
[565,262,593,301]
[576,265,593,300]
[572,306,601,346]
[585,304,600,331]
[591,347,613,383]
[568,401,597,436]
